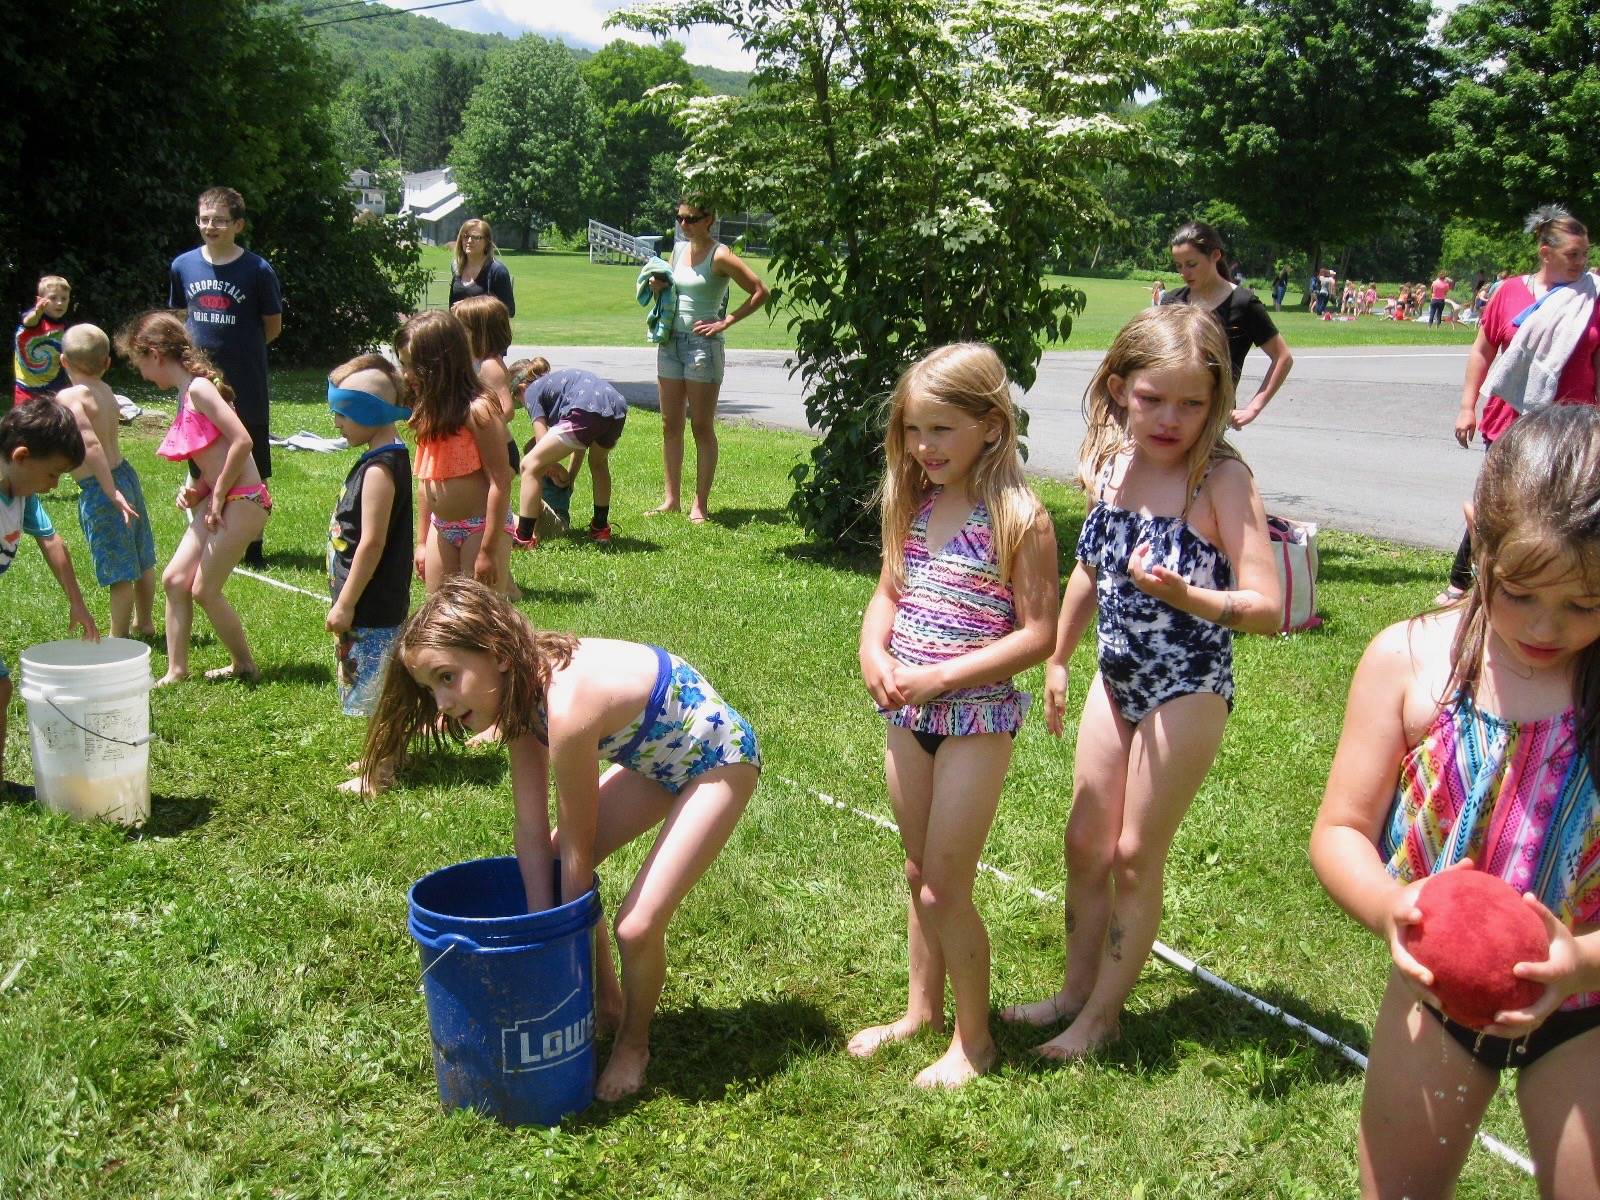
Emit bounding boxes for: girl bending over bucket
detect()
[362,577,760,1100]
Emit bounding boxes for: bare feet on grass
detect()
[1032,1014,1120,1062]
[999,989,1082,1028]
[644,502,679,517]
[204,663,260,683]
[913,1038,997,1090]
[847,1013,941,1058]
[688,508,708,525]
[153,670,188,689]
[596,1041,650,1101]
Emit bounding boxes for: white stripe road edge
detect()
[227,568,1532,1176]
[780,775,1535,1178]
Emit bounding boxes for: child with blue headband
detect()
[326,354,414,794]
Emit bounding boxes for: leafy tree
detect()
[1427,0,1600,226]
[580,40,706,230]
[405,50,483,171]
[450,36,605,249]
[0,0,428,367]
[1437,217,1535,283]
[1161,0,1440,303]
[617,0,1204,545]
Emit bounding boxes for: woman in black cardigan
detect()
[448,219,515,316]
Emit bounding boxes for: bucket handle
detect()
[413,930,547,958]
[41,694,155,748]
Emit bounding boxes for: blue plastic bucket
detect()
[408,856,602,1126]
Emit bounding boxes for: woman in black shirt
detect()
[1163,221,1294,429]
[448,219,516,316]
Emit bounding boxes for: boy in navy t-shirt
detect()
[0,401,100,798]
[168,186,282,565]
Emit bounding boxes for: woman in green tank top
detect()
[644,199,769,524]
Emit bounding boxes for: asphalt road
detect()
[519,343,1481,552]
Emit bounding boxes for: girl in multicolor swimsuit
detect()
[850,343,1060,1089]
[116,311,271,686]
[1003,306,1280,1059]
[394,311,514,596]
[1312,406,1600,1198]
[362,577,760,1102]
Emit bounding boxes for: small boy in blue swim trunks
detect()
[57,324,159,639]
[0,400,100,798]
[325,354,414,794]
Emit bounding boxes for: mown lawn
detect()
[0,369,1532,1197]
[420,246,1478,354]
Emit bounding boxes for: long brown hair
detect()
[1448,406,1600,769]
[451,218,497,278]
[393,310,485,440]
[114,310,236,406]
[1170,220,1230,283]
[451,295,512,360]
[879,343,1038,586]
[1078,306,1240,499]
[361,578,579,783]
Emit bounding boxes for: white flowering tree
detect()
[616,0,1215,544]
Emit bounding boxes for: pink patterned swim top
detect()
[1382,690,1600,1011]
[883,488,1028,737]
[156,383,222,462]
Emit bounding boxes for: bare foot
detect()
[1032,1015,1120,1062]
[153,670,188,689]
[465,723,500,748]
[1000,990,1081,1028]
[337,774,386,797]
[688,508,708,525]
[847,1014,939,1059]
[644,503,679,517]
[595,1041,650,1101]
[204,663,260,683]
[913,1038,997,1089]
[134,625,159,638]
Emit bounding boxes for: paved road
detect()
[519,343,1481,552]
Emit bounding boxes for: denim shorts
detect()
[657,330,725,384]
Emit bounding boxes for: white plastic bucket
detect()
[18,638,154,826]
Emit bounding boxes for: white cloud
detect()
[379,1,759,72]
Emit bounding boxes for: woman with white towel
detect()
[1441,206,1597,604]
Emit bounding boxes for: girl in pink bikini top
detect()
[156,381,223,461]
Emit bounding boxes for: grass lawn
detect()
[0,369,1533,1198]
[421,246,1479,354]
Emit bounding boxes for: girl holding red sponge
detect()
[1311,405,1600,1198]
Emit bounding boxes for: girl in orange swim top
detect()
[116,310,269,687]
[395,310,513,596]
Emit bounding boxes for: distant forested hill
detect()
[287,1,750,94]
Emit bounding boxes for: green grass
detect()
[422,246,1478,352]
[0,370,1533,1197]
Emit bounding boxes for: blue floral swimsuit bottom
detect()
[594,646,762,795]
[1075,466,1236,726]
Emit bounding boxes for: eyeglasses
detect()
[676,212,708,225]
[196,216,238,229]
[462,234,487,243]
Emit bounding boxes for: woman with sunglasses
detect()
[645,200,769,523]
[448,219,516,317]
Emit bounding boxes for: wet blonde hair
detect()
[451,294,512,360]
[1078,306,1240,500]
[1449,406,1600,768]
[61,323,110,370]
[362,577,579,783]
[879,343,1038,586]
[115,310,236,406]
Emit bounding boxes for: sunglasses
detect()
[676,212,708,225]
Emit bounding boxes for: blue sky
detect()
[379,1,759,71]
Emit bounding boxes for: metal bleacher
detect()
[587,219,661,264]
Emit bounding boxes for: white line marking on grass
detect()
[1283,352,1470,360]
[782,774,1535,1179]
[234,568,331,605]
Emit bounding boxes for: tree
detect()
[0,0,427,366]
[616,0,1205,545]
[450,36,604,249]
[579,40,706,230]
[1160,0,1440,303]
[1427,0,1600,227]
[405,50,483,171]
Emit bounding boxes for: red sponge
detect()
[1404,869,1549,1029]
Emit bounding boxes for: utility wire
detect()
[305,0,477,29]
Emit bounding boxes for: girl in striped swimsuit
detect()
[1312,406,1600,1197]
[850,343,1059,1089]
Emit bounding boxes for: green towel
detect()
[635,256,675,345]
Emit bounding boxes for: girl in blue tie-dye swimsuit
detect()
[362,577,759,1104]
[1004,307,1281,1061]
